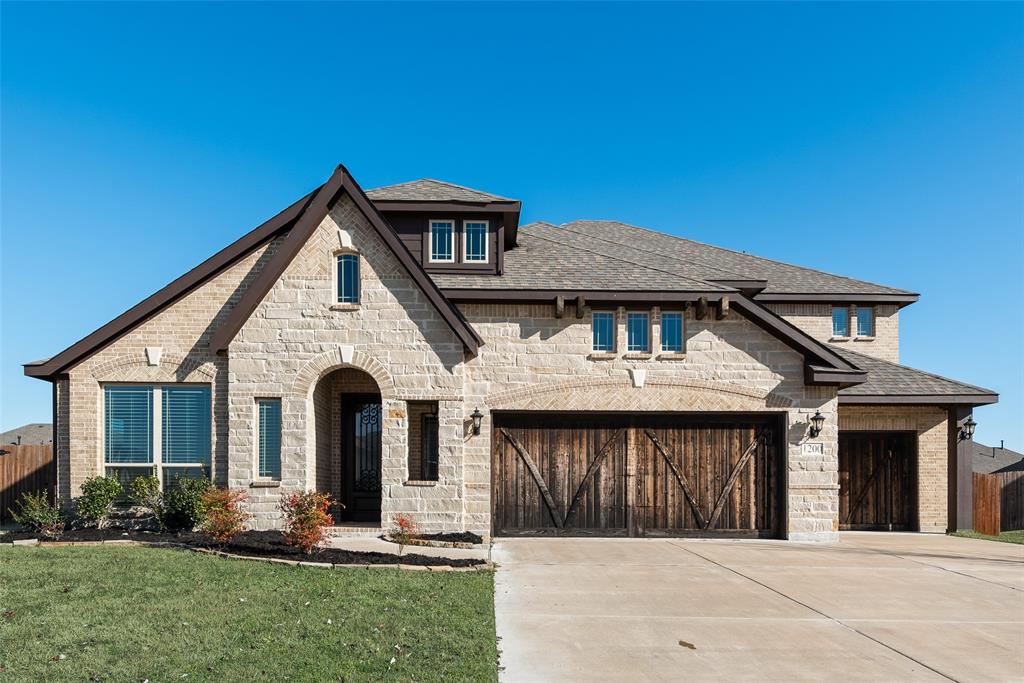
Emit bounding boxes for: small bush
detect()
[10,491,64,538]
[200,488,251,544]
[280,490,334,554]
[76,476,123,528]
[389,513,420,556]
[163,476,213,531]
[129,475,165,528]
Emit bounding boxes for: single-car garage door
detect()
[839,432,917,531]
[491,413,782,537]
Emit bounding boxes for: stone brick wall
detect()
[838,405,948,532]
[767,303,899,362]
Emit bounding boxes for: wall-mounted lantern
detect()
[958,416,977,442]
[809,410,826,438]
[470,407,484,436]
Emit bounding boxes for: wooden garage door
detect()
[492,414,781,537]
[839,432,917,531]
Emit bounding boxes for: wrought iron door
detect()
[343,395,382,521]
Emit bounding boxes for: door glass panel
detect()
[352,402,382,492]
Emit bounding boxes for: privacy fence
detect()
[972,471,1024,536]
[0,444,54,524]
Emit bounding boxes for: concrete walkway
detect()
[493,533,1024,682]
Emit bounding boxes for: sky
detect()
[1,2,1022,448]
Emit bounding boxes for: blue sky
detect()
[2,2,1022,448]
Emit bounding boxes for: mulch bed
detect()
[415,531,484,545]
[0,528,485,568]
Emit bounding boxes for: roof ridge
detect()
[366,177,513,201]
[563,219,918,297]
[830,345,997,395]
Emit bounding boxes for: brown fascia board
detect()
[755,292,920,307]
[838,394,999,406]
[209,165,483,355]
[23,188,319,380]
[441,289,733,304]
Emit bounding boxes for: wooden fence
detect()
[973,471,1024,536]
[0,444,54,524]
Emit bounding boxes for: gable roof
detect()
[554,220,919,302]
[366,178,514,203]
[24,189,319,379]
[834,346,997,405]
[972,442,1024,474]
[208,165,482,354]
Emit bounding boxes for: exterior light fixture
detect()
[959,416,977,442]
[809,410,826,438]
[470,407,484,436]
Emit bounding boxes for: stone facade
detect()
[767,303,899,362]
[838,405,948,532]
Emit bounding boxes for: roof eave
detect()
[755,292,920,307]
[838,393,998,406]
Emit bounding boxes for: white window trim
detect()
[429,219,456,263]
[333,249,360,305]
[831,306,851,339]
[101,383,212,488]
[626,311,651,353]
[854,305,875,338]
[462,219,489,263]
[660,310,685,353]
[592,310,617,353]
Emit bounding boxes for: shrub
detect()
[200,488,251,544]
[163,476,213,531]
[389,513,420,556]
[10,491,64,538]
[76,476,123,528]
[280,490,334,554]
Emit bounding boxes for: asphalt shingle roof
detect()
[432,222,733,292]
[972,442,1024,474]
[366,179,514,203]
[833,347,997,398]
[0,422,52,445]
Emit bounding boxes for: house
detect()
[23,165,998,540]
[0,423,52,446]
[973,441,1024,475]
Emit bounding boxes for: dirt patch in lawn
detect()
[0,528,485,567]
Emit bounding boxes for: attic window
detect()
[464,221,488,262]
[430,220,454,263]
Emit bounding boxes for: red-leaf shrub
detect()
[389,513,420,556]
[200,488,251,544]
[279,490,334,554]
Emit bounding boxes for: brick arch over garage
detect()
[486,376,794,412]
[290,347,397,401]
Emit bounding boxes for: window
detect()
[627,312,650,352]
[463,220,488,262]
[104,385,211,490]
[336,253,359,304]
[257,399,282,479]
[407,401,439,481]
[592,311,616,352]
[661,312,684,353]
[832,306,850,337]
[855,306,874,337]
[429,220,454,262]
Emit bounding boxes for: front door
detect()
[342,394,382,522]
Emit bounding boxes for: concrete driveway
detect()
[493,533,1024,682]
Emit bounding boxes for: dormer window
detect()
[464,220,488,262]
[430,220,455,262]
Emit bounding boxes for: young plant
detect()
[76,475,123,529]
[279,490,334,554]
[389,513,420,557]
[199,488,251,545]
[162,475,213,531]
[10,491,64,539]
[130,475,164,528]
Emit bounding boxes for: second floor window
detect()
[592,311,615,352]
[661,312,684,352]
[627,312,650,352]
[832,306,850,337]
[464,221,488,262]
[336,253,359,304]
[430,220,454,262]
[855,306,874,337]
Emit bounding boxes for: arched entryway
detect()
[311,368,382,522]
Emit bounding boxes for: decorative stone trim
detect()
[90,353,217,382]
[290,347,397,400]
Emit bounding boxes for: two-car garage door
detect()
[491,413,783,537]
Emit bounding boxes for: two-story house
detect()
[24,165,997,541]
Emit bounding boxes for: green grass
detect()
[952,529,1024,545]
[0,545,497,682]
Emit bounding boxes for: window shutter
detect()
[104,386,153,464]
[161,386,212,465]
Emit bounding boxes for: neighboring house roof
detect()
[208,165,483,354]
[365,178,514,203]
[972,442,1024,474]
[834,347,998,405]
[0,423,52,445]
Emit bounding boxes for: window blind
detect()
[105,386,153,463]
[258,399,282,479]
[162,386,211,465]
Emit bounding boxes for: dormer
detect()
[366,179,520,275]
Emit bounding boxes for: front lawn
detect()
[0,545,497,682]
[952,529,1024,545]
